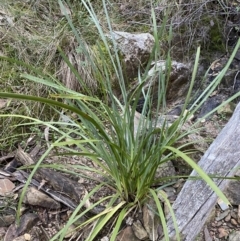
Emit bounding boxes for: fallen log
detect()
[167,102,240,241]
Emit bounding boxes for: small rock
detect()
[22,187,61,209]
[143,199,162,240]
[217,198,230,211]
[224,170,240,206]
[218,227,228,238]
[107,31,155,80]
[225,213,231,222]
[231,210,238,220]
[216,221,223,227]
[230,218,238,226]
[0,178,15,196]
[147,60,190,102]
[24,233,31,240]
[154,161,176,185]
[132,220,148,240]
[0,214,15,227]
[215,210,230,221]
[116,226,140,241]
[211,222,216,227]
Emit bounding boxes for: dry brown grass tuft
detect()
[57,36,98,95]
[0,1,63,69]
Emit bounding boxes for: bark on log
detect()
[167,103,240,241]
[15,147,84,203]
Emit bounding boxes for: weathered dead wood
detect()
[14,147,105,215]
[167,102,240,241]
[15,147,84,203]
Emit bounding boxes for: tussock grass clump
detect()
[58,37,99,94]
